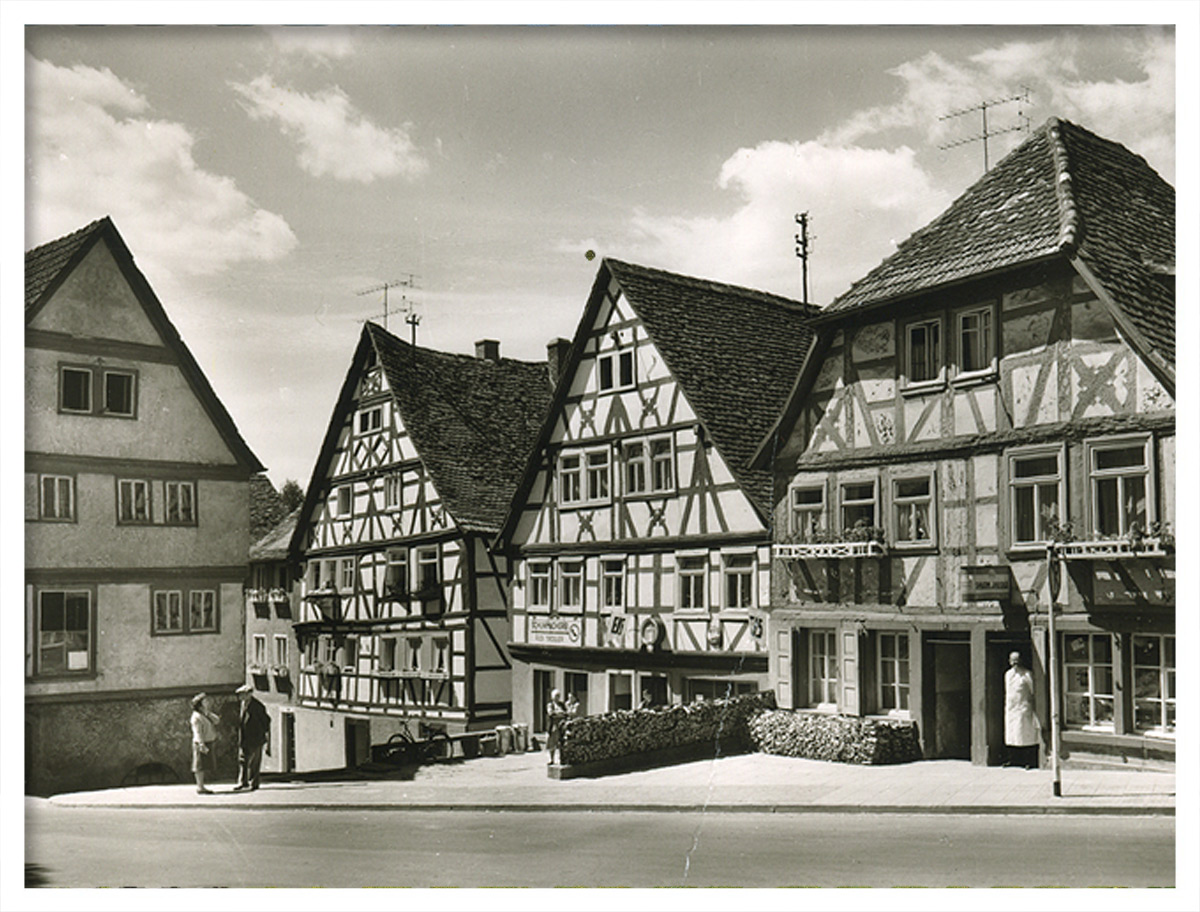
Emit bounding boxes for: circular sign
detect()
[706,617,722,647]
[640,617,661,649]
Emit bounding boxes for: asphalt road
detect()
[25,802,1174,888]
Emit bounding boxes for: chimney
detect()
[475,339,500,362]
[547,338,571,386]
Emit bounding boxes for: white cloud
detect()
[25,53,297,283]
[266,26,356,63]
[230,75,429,183]
[616,141,951,305]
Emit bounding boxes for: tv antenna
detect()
[357,275,419,340]
[939,88,1031,172]
[794,212,814,305]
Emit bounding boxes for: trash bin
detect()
[495,725,514,755]
[512,723,529,752]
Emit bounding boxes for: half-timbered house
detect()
[25,217,264,794]
[287,324,553,769]
[497,260,818,734]
[755,119,1175,769]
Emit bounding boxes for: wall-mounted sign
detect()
[604,613,628,648]
[528,616,581,646]
[1091,564,1174,608]
[961,565,1011,601]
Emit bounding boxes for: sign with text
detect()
[961,565,1012,601]
[528,616,582,646]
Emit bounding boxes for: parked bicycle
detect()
[378,721,453,766]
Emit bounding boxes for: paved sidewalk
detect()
[44,750,1175,815]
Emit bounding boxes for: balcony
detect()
[774,540,886,560]
[1058,537,1172,561]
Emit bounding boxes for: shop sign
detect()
[528,616,581,646]
[961,565,1011,601]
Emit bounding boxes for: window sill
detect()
[621,491,675,502]
[30,516,77,524]
[951,370,998,389]
[558,502,611,512]
[900,380,946,398]
[890,542,937,555]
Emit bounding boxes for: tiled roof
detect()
[250,508,300,562]
[367,323,554,533]
[25,217,110,313]
[825,118,1174,371]
[249,474,286,542]
[605,260,820,516]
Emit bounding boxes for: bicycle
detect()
[380,721,453,765]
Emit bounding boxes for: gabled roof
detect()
[250,474,287,542]
[291,323,554,549]
[498,259,819,541]
[824,117,1174,376]
[25,217,265,473]
[250,508,300,563]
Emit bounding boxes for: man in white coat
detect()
[1004,651,1040,768]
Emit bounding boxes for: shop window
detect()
[39,474,75,521]
[722,553,754,610]
[610,673,633,711]
[1063,633,1114,730]
[564,672,589,715]
[790,486,824,541]
[1133,634,1175,735]
[892,476,934,545]
[810,630,838,709]
[36,590,93,676]
[677,555,707,611]
[1009,447,1064,546]
[1088,438,1152,538]
[877,632,910,713]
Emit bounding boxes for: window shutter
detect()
[840,625,860,715]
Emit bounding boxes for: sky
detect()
[12,17,1183,491]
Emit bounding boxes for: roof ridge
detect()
[604,258,821,314]
[365,321,549,368]
[24,215,111,257]
[1044,117,1081,254]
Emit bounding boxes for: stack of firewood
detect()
[746,710,921,764]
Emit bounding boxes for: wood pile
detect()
[746,710,921,764]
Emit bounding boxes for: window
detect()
[957,306,994,375]
[610,673,633,711]
[1088,439,1151,537]
[878,632,910,713]
[678,555,707,611]
[529,562,552,610]
[1010,449,1063,546]
[60,367,92,413]
[432,638,449,675]
[154,588,218,635]
[379,637,398,672]
[1133,635,1174,734]
[336,485,351,517]
[37,590,92,675]
[416,547,440,592]
[273,634,289,667]
[384,473,403,510]
[650,438,673,492]
[165,481,196,525]
[358,406,383,434]
[564,671,589,715]
[1063,633,1114,729]
[586,450,610,502]
[253,634,268,666]
[624,441,647,495]
[722,553,754,610]
[406,638,423,673]
[560,560,584,611]
[601,559,624,610]
[810,631,838,708]
[559,453,582,504]
[906,318,942,384]
[339,557,357,593]
[103,370,136,416]
[341,635,359,670]
[790,486,825,541]
[384,549,408,599]
[598,350,635,391]
[118,479,151,523]
[893,476,933,545]
[840,480,877,533]
[39,474,75,521]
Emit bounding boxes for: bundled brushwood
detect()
[559,692,776,766]
[746,709,921,765]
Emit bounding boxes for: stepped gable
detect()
[824,118,1174,372]
[367,322,554,533]
[605,259,819,515]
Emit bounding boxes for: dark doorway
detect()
[639,673,668,707]
[344,718,370,768]
[986,634,1036,766]
[925,635,971,759]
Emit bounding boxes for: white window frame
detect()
[336,485,352,517]
[559,452,583,505]
[416,546,440,591]
[165,480,197,525]
[839,478,878,536]
[650,437,674,493]
[877,631,910,716]
[341,635,359,671]
[1132,634,1174,736]
[59,365,93,414]
[39,474,75,521]
[339,556,357,593]
[1009,445,1066,548]
[405,637,423,673]
[253,634,268,665]
[379,636,398,673]
[383,473,403,510]
[722,552,755,611]
[118,478,151,524]
[431,638,449,676]
[623,440,648,496]
[677,553,708,613]
[809,630,839,710]
[559,559,584,613]
[597,348,636,392]
[153,590,184,633]
[601,558,624,610]
[528,561,552,611]
[358,405,383,435]
[188,590,218,632]
[585,449,610,502]
[789,485,825,541]
[36,589,93,676]
[904,317,944,387]
[1086,436,1154,538]
[892,474,935,547]
[955,304,996,379]
[384,548,409,600]
[1062,632,1115,731]
[273,634,289,667]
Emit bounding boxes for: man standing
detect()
[234,684,271,791]
[1004,651,1040,769]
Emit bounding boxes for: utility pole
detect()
[939,88,1031,172]
[357,274,419,336]
[794,212,812,305]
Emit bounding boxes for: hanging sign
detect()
[961,566,1012,601]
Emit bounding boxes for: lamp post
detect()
[1047,543,1063,797]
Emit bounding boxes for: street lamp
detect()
[1047,542,1063,797]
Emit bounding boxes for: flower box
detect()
[1058,537,1171,560]
[774,540,887,560]
[268,588,289,603]
[247,663,269,676]
[271,664,289,678]
[244,588,270,604]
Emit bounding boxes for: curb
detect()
[46,800,1175,816]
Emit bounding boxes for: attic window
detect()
[598,349,635,392]
[359,406,383,435]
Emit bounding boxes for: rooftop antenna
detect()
[357,274,418,333]
[794,212,814,305]
[938,88,1031,172]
